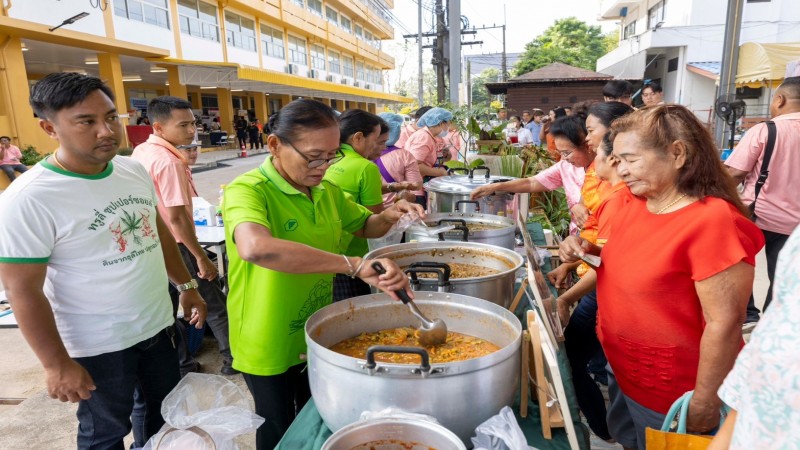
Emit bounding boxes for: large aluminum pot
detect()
[321,416,466,450]
[306,292,522,445]
[404,212,516,250]
[425,166,527,217]
[364,241,524,308]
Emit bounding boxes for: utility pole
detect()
[501,24,507,81]
[466,58,472,108]
[417,0,423,106]
[448,0,461,105]
[435,0,446,103]
[715,0,745,148]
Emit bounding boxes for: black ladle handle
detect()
[371,261,412,305]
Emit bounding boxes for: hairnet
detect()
[378,112,404,146]
[417,107,453,128]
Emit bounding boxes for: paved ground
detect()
[0,147,771,449]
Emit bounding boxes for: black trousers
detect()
[744,229,790,319]
[243,364,310,450]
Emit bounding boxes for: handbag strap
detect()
[753,120,777,203]
[660,390,731,434]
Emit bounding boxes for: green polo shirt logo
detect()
[284,219,299,231]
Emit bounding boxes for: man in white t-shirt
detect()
[0,73,207,450]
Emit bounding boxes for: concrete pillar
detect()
[97,53,130,148]
[318,98,332,106]
[277,94,292,110]
[167,66,188,99]
[254,92,268,123]
[0,35,52,154]
[216,87,233,134]
[189,89,202,110]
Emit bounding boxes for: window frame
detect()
[261,24,286,60]
[288,35,309,66]
[325,6,339,25]
[328,50,341,74]
[647,0,666,30]
[177,0,219,42]
[224,11,257,52]
[311,44,326,70]
[622,20,636,40]
[307,0,323,17]
[114,0,171,29]
[340,15,352,33]
[342,55,354,78]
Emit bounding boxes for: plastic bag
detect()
[471,406,534,450]
[360,407,440,424]
[142,373,264,450]
[367,212,454,251]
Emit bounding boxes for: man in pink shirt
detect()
[727,76,800,312]
[0,136,28,182]
[132,96,235,375]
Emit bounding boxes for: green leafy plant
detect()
[498,155,522,177]
[19,145,49,166]
[444,158,484,171]
[536,188,571,238]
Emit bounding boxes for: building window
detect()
[343,56,354,78]
[325,6,338,25]
[328,51,341,74]
[288,35,308,66]
[668,57,679,72]
[307,0,322,17]
[177,0,219,41]
[225,12,256,51]
[355,25,363,39]
[290,0,304,6]
[261,24,285,59]
[340,15,352,33]
[622,21,636,40]
[115,0,170,29]
[311,45,326,70]
[647,1,666,30]
[201,94,218,109]
[356,61,365,81]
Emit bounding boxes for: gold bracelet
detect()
[342,255,355,277]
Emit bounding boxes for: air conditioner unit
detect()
[285,64,299,75]
[364,83,372,90]
[326,74,335,82]
[353,81,361,88]
[308,69,317,79]
[340,78,350,85]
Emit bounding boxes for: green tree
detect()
[470,67,501,106]
[513,17,607,76]
[603,30,620,54]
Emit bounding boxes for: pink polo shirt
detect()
[130,135,195,242]
[725,112,800,235]
[533,160,586,234]
[405,128,439,167]
[395,123,417,150]
[0,144,22,165]
[377,148,424,209]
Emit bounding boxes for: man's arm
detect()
[727,166,749,184]
[163,205,218,281]
[155,211,207,328]
[689,261,753,433]
[0,263,96,402]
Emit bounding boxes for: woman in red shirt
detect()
[560,105,764,450]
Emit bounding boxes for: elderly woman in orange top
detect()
[560,105,764,450]
[404,107,453,179]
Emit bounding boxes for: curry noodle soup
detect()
[402,262,500,279]
[330,327,500,364]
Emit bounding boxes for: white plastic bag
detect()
[367,212,455,250]
[359,407,440,424]
[471,406,535,450]
[143,373,264,450]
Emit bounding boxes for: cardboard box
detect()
[192,197,217,226]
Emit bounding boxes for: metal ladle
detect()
[371,262,448,346]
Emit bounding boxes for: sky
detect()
[382,0,618,90]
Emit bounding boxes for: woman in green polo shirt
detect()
[222,99,423,450]
[324,109,391,301]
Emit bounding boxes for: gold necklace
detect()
[51,152,71,172]
[656,193,687,214]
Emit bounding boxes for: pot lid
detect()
[424,166,517,194]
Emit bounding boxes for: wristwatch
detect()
[176,279,199,292]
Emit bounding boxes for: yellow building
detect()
[0,0,411,157]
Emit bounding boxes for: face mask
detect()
[437,127,449,138]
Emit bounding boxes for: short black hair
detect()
[413,106,433,119]
[147,96,193,124]
[777,76,800,99]
[552,107,567,119]
[588,101,633,128]
[643,80,663,93]
[0,136,10,141]
[549,115,587,148]
[268,99,339,143]
[602,80,634,99]
[29,73,115,120]
[532,109,544,117]
[339,109,386,144]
